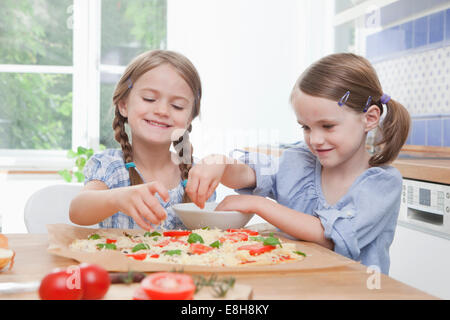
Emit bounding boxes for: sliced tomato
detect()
[163,231,191,237]
[133,286,151,300]
[106,239,117,244]
[226,228,259,236]
[140,272,195,300]
[126,253,147,261]
[219,232,248,243]
[238,244,276,256]
[190,243,213,255]
[150,254,160,258]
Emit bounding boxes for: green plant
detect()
[58,146,100,183]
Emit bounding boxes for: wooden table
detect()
[0,234,437,300]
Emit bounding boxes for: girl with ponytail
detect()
[70,50,215,230]
[187,53,410,274]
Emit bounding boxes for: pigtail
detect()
[112,108,144,186]
[172,125,194,203]
[369,99,411,166]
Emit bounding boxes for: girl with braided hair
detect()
[186,53,410,274]
[70,50,214,230]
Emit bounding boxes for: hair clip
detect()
[363,96,372,112]
[127,78,133,89]
[181,179,188,188]
[125,162,136,170]
[380,93,391,104]
[338,91,350,106]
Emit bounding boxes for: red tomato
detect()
[163,231,192,237]
[219,232,248,243]
[150,254,160,258]
[190,243,213,255]
[106,239,117,244]
[126,253,147,261]
[238,244,276,256]
[79,263,110,300]
[39,268,83,300]
[140,272,195,300]
[226,228,259,236]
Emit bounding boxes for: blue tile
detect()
[444,119,450,147]
[411,120,426,145]
[426,119,442,146]
[429,11,444,44]
[400,21,413,49]
[414,16,428,48]
[446,9,450,40]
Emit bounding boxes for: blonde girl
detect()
[186,53,410,274]
[70,50,215,230]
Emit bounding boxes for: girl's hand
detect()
[114,182,170,230]
[215,195,260,214]
[185,154,228,209]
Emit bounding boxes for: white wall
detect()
[167,0,334,158]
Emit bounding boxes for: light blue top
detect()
[235,141,402,275]
[83,149,216,230]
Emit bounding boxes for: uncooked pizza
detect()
[69,228,306,267]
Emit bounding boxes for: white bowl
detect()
[171,202,255,230]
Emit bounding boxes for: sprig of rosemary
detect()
[193,274,236,298]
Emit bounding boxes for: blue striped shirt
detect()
[83,149,216,230]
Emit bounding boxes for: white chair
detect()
[24,183,94,233]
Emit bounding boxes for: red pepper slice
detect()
[106,239,117,244]
[150,254,160,258]
[126,253,147,261]
[163,231,192,237]
[238,244,276,256]
[226,228,259,236]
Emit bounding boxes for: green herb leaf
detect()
[249,236,265,242]
[294,250,306,257]
[88,234,101,240]
[132,243,150,252]
[202,226,211,230]
[144,231,161,237]
[209,240,221,248]
[187,233,204,244]
[164,249,182,256]
[96,243,117,250]
[263,236,282,248]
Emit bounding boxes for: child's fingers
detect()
[205,180,220,203]
[185,174,199,205]
[135,200,159,225]
[148,181,170,202]
[142,196,167,221]
[196,179,210,209]
[128,207,152,231]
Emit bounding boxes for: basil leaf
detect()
[263,236,282,247]
[164,249,182,256]
[187,233,204,244]
[209,240,221,248]
[132,243,150,252]
[249,236,265,242]
[294,250,306,257]
[144,231,161,237]
[96,243,117,250]
[88,234,101,240]
[202,226,211,230]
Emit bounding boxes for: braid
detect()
[112,109,143,186]
[172,125,194,203]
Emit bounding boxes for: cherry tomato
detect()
[226,228,259,236]
[163,231,192,237]
[133,286,151,300]
[238,244,276,256]
[140,272,195,300]
[189,243,213,255]
[39,268,83,300]
[79,263,110,300]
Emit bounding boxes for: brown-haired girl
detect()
[186,53,410,274]
[70,50,215,230]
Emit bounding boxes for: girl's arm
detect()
[69,180,170,230]
[216,195,334,250]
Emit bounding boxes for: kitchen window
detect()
[0,0,166,169]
